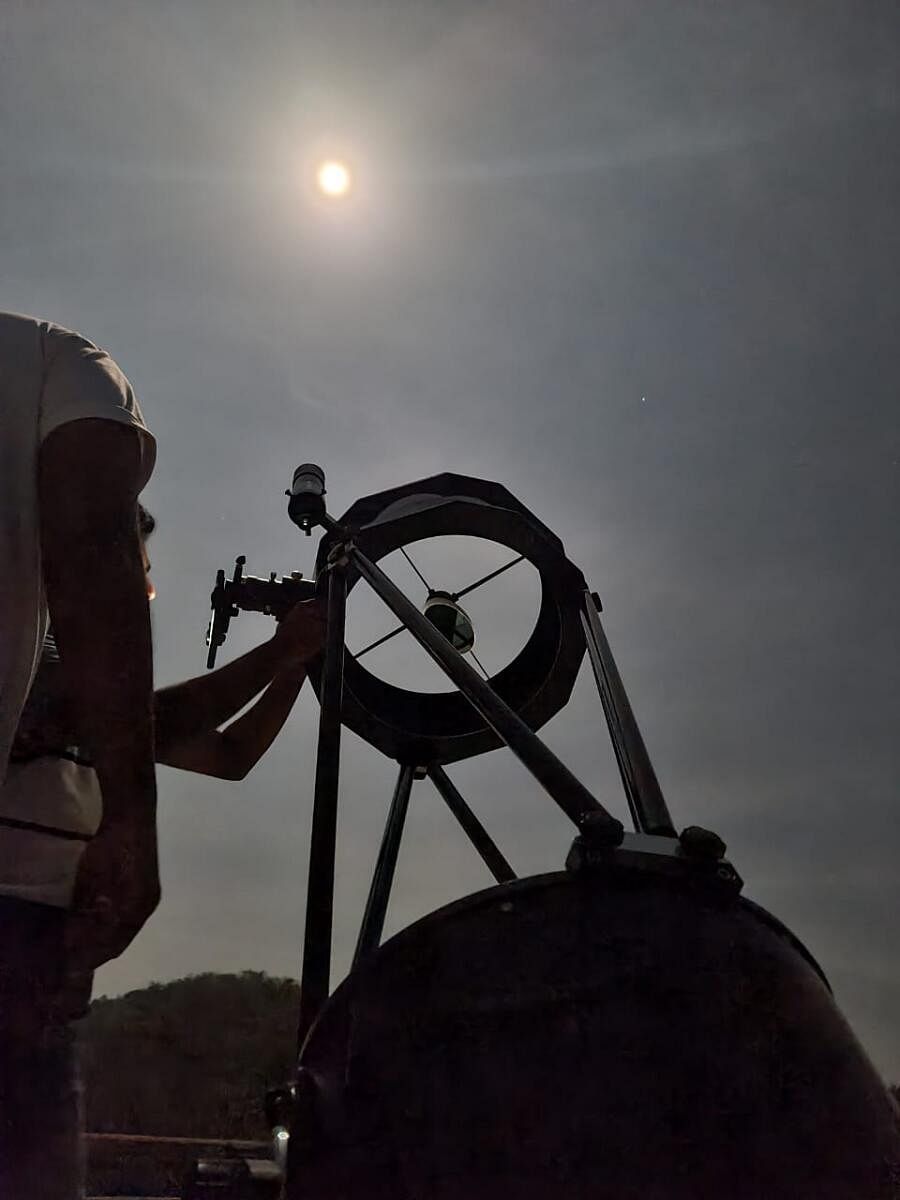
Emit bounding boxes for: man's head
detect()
[138,503,155,600]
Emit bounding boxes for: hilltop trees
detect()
[81,971,300,1139]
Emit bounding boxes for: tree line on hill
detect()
[81,970,300,1140]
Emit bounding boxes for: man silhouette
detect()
[0,312,158,1199]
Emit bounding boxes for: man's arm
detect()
[154,596,326,748]
[154,638,290,749]
[157,667,307,780]
[39,418,159,968]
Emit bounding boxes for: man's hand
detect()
[273,596,328,667]
[65,818,161,971]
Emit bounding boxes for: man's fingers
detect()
[65,912,145,971]
[77,894,114,919]
[66,888,159,970]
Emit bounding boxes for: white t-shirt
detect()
[0,312,155,905]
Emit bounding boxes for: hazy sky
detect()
[2,0,898,1080]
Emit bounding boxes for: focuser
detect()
[206,556,317,668]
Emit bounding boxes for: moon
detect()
[316,160,352,198]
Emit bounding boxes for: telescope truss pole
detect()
[296,563,348,1050]
[353,763,416,967]
[428,765,516,885]
[579,591,676,837]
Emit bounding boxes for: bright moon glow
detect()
[316,160,351,197]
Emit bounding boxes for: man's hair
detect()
[138,503,156,539]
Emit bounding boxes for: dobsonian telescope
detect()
[190,465,900,1200]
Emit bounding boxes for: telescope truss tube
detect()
[353,764,416,968]
[580,592,676,837]
[296,565,347,1050]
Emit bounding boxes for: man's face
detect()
[140,539,156,601]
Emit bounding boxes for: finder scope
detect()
[287,463,326,534]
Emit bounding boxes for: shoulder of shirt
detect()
[0,311,101,361]
[41,320,103,359]
[0,310,57,337]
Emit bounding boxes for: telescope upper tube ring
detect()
[310,474,589,767]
